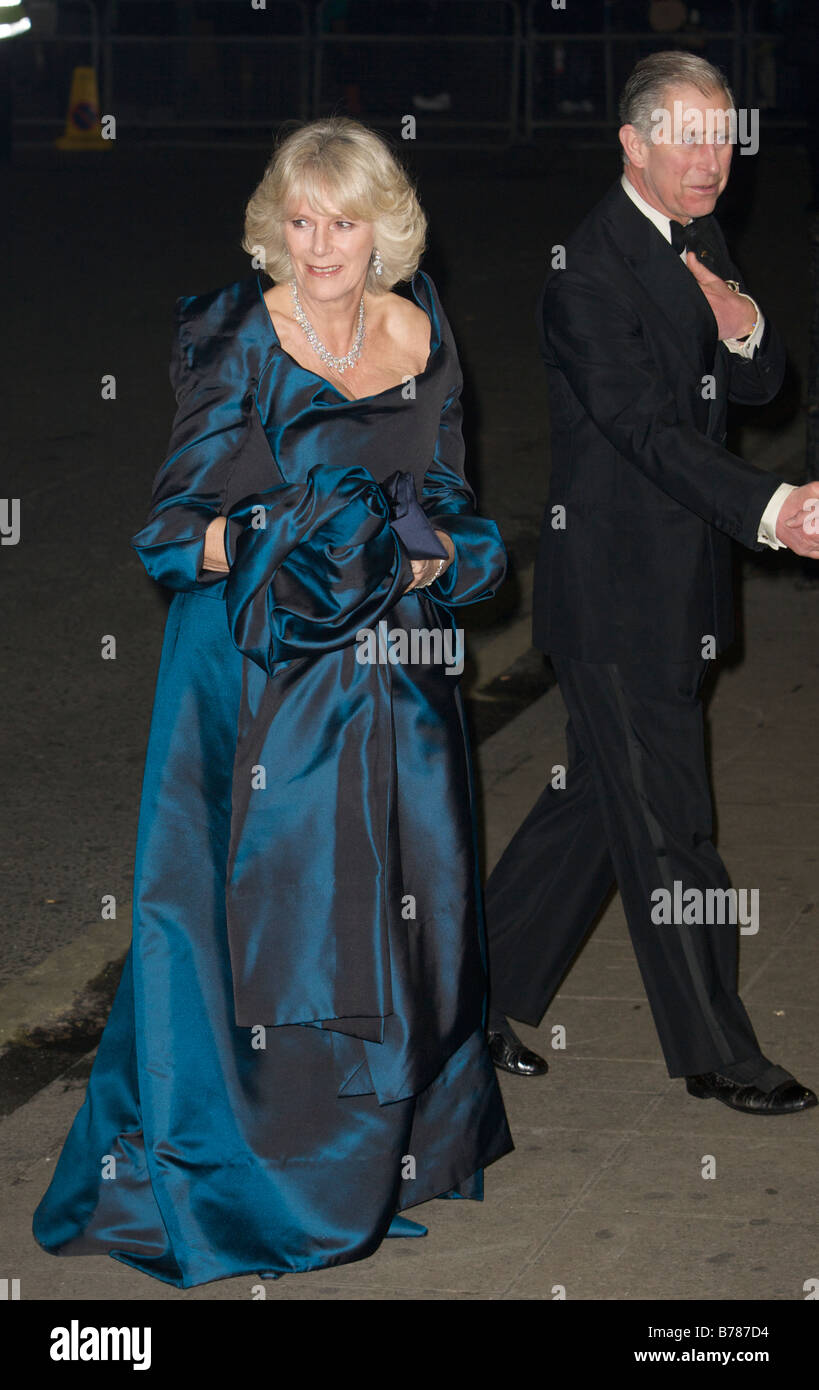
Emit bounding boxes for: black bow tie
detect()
[670,218,700,255]
[669,215,724,274]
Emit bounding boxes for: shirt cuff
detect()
[723,296,764,357]
[757,481,797,549]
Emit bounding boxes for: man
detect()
[485,51,819,1115]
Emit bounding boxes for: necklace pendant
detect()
[290,281,365,373]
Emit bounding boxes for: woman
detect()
[32,118,513,1289]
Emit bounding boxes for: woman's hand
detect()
[202,516,230,573]
[404,530,455,592]
[209,511,454,587]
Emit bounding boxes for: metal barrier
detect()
[523,0,805,140]
[101,0,311,139]
[13,0,312,142]
[9,0,810,148]
[524,0,744,137]
[742,0,804,127]
[313,0,521,147]
[13,0,100,130]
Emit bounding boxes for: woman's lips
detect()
[307,264,342,276]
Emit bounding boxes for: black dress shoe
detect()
[686,1071,818,1115]
[488,1028,548,1076]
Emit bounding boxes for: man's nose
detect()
[699,142,722,174]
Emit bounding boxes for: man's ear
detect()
[619,123,647,169]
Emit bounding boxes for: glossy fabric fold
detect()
[223,462,411,669]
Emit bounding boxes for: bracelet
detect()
[418,557,447,589]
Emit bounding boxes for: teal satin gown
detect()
[32,269,514,1288]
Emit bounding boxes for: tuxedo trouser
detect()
[484,653,766,1078]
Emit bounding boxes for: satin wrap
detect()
[32,270,514,1287]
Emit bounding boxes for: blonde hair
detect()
[242,118,427,293]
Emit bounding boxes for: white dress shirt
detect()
[620,173,793,547]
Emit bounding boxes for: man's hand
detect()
[685,251,757,341]
[404,530,455,592]
[776,481,819,557]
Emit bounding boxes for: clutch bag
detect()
[380,470,448,560]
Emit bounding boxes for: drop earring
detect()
[372,247,383,276]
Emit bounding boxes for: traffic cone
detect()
[56,67,111,150]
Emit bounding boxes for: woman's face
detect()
[283,190,375,303]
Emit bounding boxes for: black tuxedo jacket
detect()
[532,178,786,662]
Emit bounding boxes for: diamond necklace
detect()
[289,280,365,373]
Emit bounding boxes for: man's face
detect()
[620,82,734,223]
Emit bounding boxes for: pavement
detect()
[2,548,818,1301]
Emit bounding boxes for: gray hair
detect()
[619,50,734,159]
